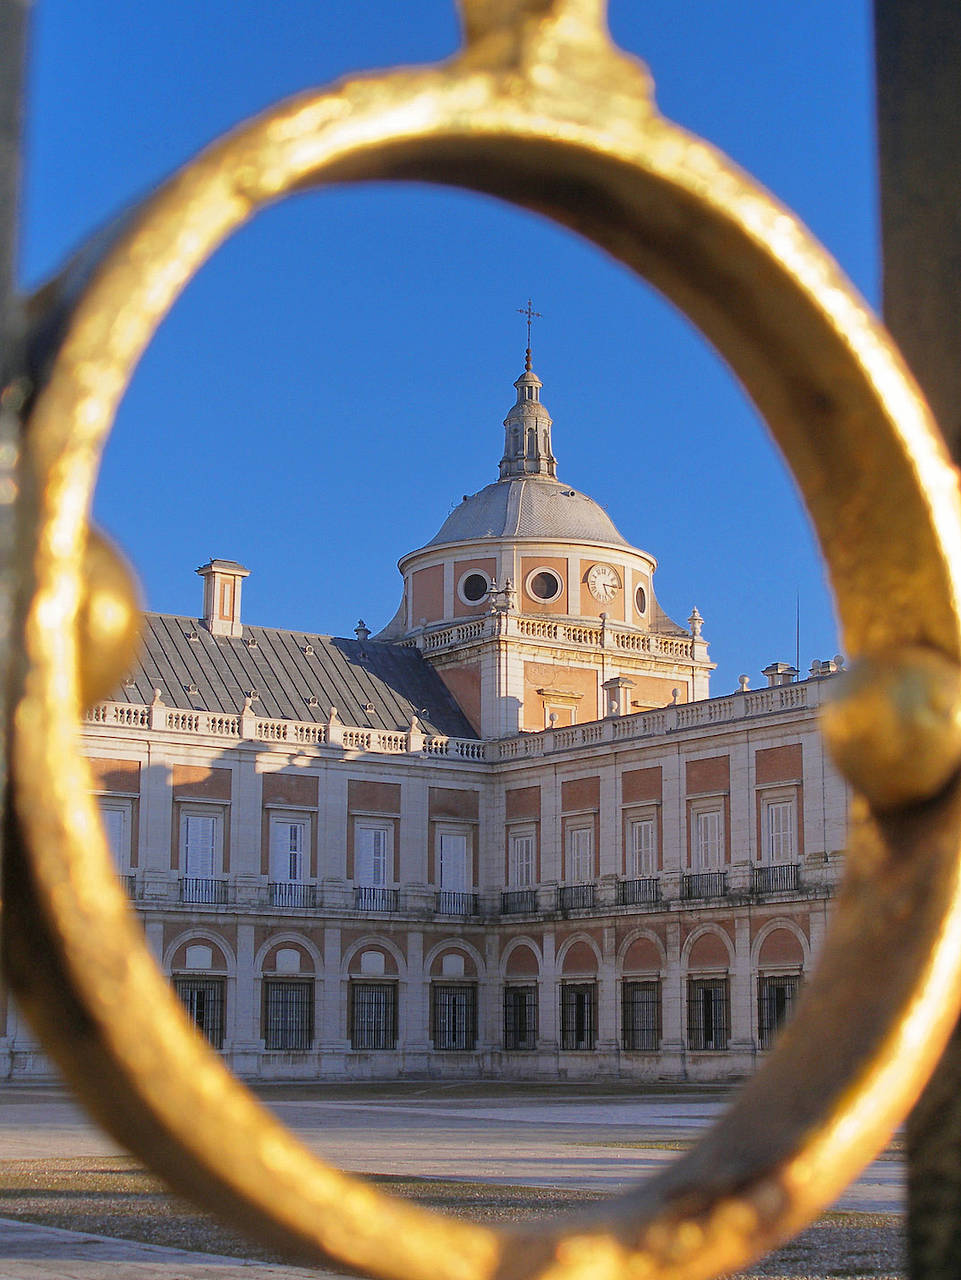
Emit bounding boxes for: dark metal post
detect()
[0,0,30,816]
[875,3,961,1275]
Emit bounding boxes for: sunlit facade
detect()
[1,356,847,1081]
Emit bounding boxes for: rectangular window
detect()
[270,817,308,883]
[765,799,796,863]
[439,830,469,891]
[629,817,656,878]
[560,982,596,1050]
[622,980,661,1051]
[431,984,477,1051]
[174,977,225,1049]
[503,986,538,1051]
[100,802,130,871]
[567,825,594,882]
[758,975,800,1049]
[349,982,397,1050]
[355,823,390,886]
[694,808,723,871]
[508,830,535,887]
[263,980,314,1050]
[181,812,220,878]
[687,977,730,1050]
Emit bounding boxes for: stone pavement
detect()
[0,1084,905,1276]
[0,1217,321,1279]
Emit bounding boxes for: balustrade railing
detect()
[269,882,318,909]
[83,699,482,759]
[354,886,398,912]
[436,890,479,916]
[501,888,537,914]
[617,877,661,906]
[558,883,595,911]
[180,877,229,905]
[84,677,822,766]
[681,871,727,900]
[752,864,800,895]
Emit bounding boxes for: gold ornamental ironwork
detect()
[7,2,961,1278]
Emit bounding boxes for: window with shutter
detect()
[630,817,656,877]
[355,824,390,886]
[694,809,723,871]
[439,831,468,891]
[508,831,535,887]
[100,804,129,870]
[270,818,307,882]
[765,799,796,863]
[567,826,594,882]
[183,813,218,878]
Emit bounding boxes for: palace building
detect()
[1,353,848,1081]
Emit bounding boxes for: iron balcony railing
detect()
[752,864,800,895]
[354,885,399,912]
[501,888,537,915]
[180,877,229,905]
[617,877,661,906]
[681,871,727,901]
[558,882,595,911]
[269,882,318,909]
[435,890,479,916]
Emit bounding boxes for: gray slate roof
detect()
[427,477,629,547]
[113,614,478,738]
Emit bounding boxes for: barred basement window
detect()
[263,979,314,1050]
[349,982,397,1050]
[174,977,225,1049]
[687,977,730,1051]
[560,982,596,1050]
[503,985,538,1051]
[758,974,800,1049]
[622,980,661,1051]
[431,984,477,1051]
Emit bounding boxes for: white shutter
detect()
[695,810,722,871]
[101,806,127,870]
[439,833,468,891]
[356,826,388,886]
[509,834,534,887]
[570,827,593,881]
[766,800,795,862]
[631,818,655,877]
[184,814,217,878]
[271,820,306,882]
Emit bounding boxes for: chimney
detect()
[762,661,798,687]
[196,559,250,638]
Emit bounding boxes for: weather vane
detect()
[517,297,542,368]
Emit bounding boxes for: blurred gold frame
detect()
[8,2,961,1278]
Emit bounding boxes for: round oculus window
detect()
[635,584,648,614]
[526,568,563,602]
[459,571,490,604]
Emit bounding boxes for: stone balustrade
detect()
[84,676,825,763]
[411,611,698,662]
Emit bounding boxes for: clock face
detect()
[587,563,620,603]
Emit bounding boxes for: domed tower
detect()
[378,354,713,737]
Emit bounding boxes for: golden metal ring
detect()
[9,2,961,1277]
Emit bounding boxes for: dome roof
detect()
[426,476,629,547]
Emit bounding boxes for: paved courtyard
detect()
[0,1082,904,1277]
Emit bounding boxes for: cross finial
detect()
[517,297,542,369]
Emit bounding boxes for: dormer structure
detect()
[379,355,714,737]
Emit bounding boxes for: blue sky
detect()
[21,3,876,697]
